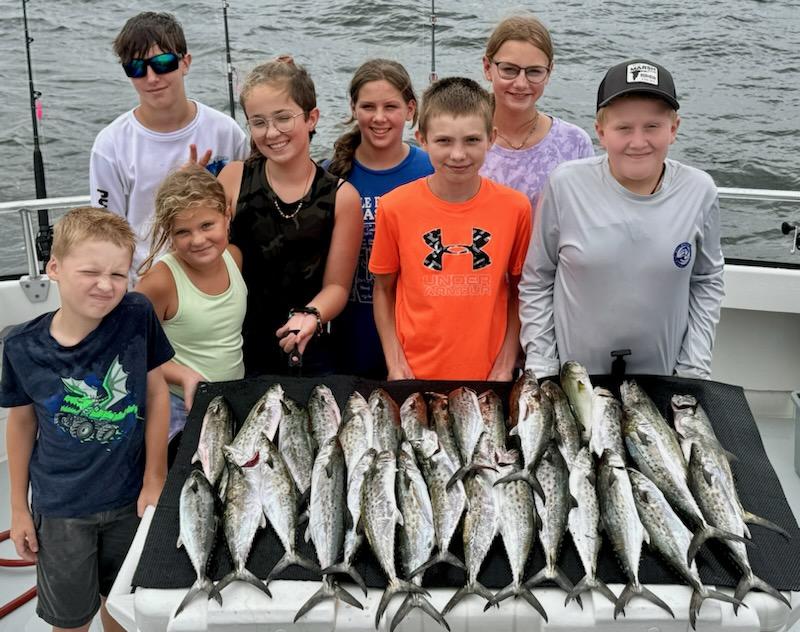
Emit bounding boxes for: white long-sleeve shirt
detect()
[519,155,724,378]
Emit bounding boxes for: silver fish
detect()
[560,361,593,442]
[540,380,582,470]
[486,461,547,620]
[216,445,271,598]
[308,384,341,454]
[229,384,284,462]
[597,449,672,618]
[475,389,507,467]
[629,468,742,629]
[295,437,363,621]
[565,447,616,607]
[508,368,538,429]
[175,470,222,615]
[258,435,319,581]
[277,396,315,498]
[191,395,233,498]
[589,387,624,460]
[399,393,439,459]
[362,450,428,628]
[393,445,449,632]
[447,387,486,489]
[369,388,400,453]
[338,391,374,471]
[425,392,462,468]
[687,441,790,611]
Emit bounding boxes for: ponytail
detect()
[327,126,362,179]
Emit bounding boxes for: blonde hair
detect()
[138,165,227,274]
[240,55,317,164]
[418,77,494,138]
[595,93,679,125]
[51,207,135,261]
[328,59,419,179]
[485,14,554,65]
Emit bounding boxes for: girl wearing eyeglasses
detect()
[218,56,362,377]
[481,15,594,209]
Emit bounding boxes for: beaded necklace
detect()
[266,161,315,219]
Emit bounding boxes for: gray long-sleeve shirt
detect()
[519,155,724,378]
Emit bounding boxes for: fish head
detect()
[223,443,259,468]
[599,448,625,470]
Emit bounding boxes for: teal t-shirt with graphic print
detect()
[0,292,174,517]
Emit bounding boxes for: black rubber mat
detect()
[132,374,800,592]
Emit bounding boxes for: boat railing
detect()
[2,187,800,280]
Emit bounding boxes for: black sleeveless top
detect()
[230,157,337,376]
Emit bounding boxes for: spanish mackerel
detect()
[192,395,233,498]
[307,384,341,453]
[589,386,624,460]
[400,393,439,459]
[446,387,486,488]
[560,361,593,442]
[426,392,461,467]
[228,384,284,462]
[369,388,400,452]
[540,380,582,470]
[277,396,314,498]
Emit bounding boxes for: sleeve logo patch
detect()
[673,242,692,268]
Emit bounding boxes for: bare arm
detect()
[488,273,522,381]
[373,272,414,380]
[218,161,244,218]
[7,404,38,561]
[137,365,169,516]
[277,180,363,354]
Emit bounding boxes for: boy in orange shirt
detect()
[369,77,532,381]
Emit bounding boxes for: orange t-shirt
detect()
[369,177,532,380]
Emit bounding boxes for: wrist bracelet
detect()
[288,306,324,336]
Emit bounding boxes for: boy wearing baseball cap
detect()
[519,59,724,378]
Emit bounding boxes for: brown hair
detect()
[595,93,679,125]
[418,77,494,138]
[240,55,317,164]
[327,59,419,179]
[485,14,554,65]
[138,165,227,274]
[52,207,135,261]
[113,12,187,63]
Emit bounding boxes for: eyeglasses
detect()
[122,52,183,78]
[246,111,306,135]
[490,60,551,84]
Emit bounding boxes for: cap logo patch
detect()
[627,63,659,86]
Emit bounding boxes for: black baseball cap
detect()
[596,59,679,111]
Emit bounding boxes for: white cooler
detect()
[107,507,800,632]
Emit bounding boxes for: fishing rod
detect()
[429,0,437,83]
[222,0,236,118]
[22,0,51,269]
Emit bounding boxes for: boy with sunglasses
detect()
[89,12,247,277]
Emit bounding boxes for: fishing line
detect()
[221,0,236,119]
[429,0,437,83]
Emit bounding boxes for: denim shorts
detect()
[34,502,140,628]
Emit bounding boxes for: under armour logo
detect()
[422,227,491,271]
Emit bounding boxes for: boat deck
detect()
[0,408,798,631]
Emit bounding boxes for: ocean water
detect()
[0,0,799,273]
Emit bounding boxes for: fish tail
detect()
[323,561,368,596]
[446,465,469,490]
[174,578,220,617]
[734,572,790,614]
[743,511,791,539]
[687,524,747,565]
[215,568,271,598]
[485,582,548,620]
[293,578,335,623]
[443,581,493,614]
[390,593,450,632]
[518,585,549,621]
[689,588,744,630]
[615,582,674,619]
[410,550,465,579]
[375,580,428,628]
[525,565,577,602]
[269,550,321,581]
[333,581,365,610]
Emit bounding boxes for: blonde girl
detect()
[218,56,362,376]
[481,14,594,209]
[326,59,433,378]
[136,165,246,441]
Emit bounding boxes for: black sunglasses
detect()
[122,52,183,79]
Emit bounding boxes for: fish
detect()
[409,441,467,576]
[338,391,374,471]
[671,394,719,448]
[174,469,222,616]
[277,396,315,498]
[589,387,625,460]
[369,388,400,453]
[228,384,284,463]
[307,384,341,454]
[628,468,743,629]
[216,446,271,598]
[425,392,462,468]
[446,387,486,489]
[687,441,790,612]
[443,469,498,615]
[597,449,673,618]
[258,435,319,581]
[393,444,449,632]
[508,368,538,429]
[525,444,579,600]
[485,461,547,620]
[565,447,616,607]
[475,389,508,467]
[621,380,746,555]
[362,450,428,628]
[400,392,439,459]
[560,361,593,442]
[540,380,582,470]
[295,437,363,621]
[191,395,234,498]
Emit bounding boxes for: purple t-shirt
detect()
[480,116,594,211]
